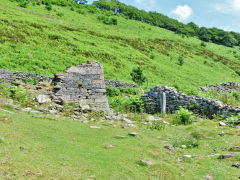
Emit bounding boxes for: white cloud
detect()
[171,5,193,21]
[213,0,240,14]
[133,0,156,11]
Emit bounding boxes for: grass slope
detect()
[0,0,240,92]
[0,108,240,179]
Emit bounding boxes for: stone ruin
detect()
[142,86,240,118]
[53,61,110,112]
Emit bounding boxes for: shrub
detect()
[178,56,184,66]
[130,66,146,86]
[232,91,240,100]
[56,12,64,17]
[150,120,165,130]
[109,96,144,113]
[19,1,29,8]
[106,86,120,97]
[200,41,206,47]
[23,78,39,85]
[226,114,240,126]
[45,3,52,11]
[174,107,193,125]
[97,15,118,25]
[235,70,240,76]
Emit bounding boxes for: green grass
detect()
[0,108,240,179]
[0,0,240,92]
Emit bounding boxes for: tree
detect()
[130,67,146,86]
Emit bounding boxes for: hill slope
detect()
[0,0,240,91]
[0,108,240,179]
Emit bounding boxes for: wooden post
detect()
[161,92,166,114]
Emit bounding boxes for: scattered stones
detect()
[232,164,240,168]
[140,160,153,166]
[90,126,101,129]
[128,132,141,137]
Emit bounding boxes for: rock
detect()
[219,154,235,159]
[147,115,156,121]
[22,107,32,112]
[218,131,225,136]
[219,121,226,126]
[35,95,51,104]
[232,164,240,168]
[128,132,141,137]
[205,174,214,180]
[230,146,240,152]
[181,145,187,149]
[80,104,91,113]
[107,144,114,148]
[140,160,153,166]
[164,145,175,151]
[90,126,101,129]
[49,110,58,114]
[123,117,133,124]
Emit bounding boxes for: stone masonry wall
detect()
[0,69,52,83]
[199,82,240,93]
[105,80,140,89]
[142,86,240,118]
[52,62,110,112]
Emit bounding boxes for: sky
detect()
[88,0,240,32]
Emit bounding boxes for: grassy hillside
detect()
[1,0,240,92]
[0,108,240,179]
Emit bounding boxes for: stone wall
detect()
[0,69,52,83]
[105,80,140,89]
[52,62,110,112]
[199,82,240,93]
[142,86,240,118]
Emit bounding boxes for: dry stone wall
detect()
[0,69,52,83]
[142,86,240,118]
[199,82,240,93]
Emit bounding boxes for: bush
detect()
[226,114,240,126]
[174,107,193,125]
[97,15,118,25]
[23,78,39,85]
[150,120,165,130]
[200,41,206,47]
[178,56,184,66]
[130,66,146,86]
[106,86,120,97]
[19,1,29,8]
[109,96,144,113]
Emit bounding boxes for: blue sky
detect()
[88,0,240,32]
